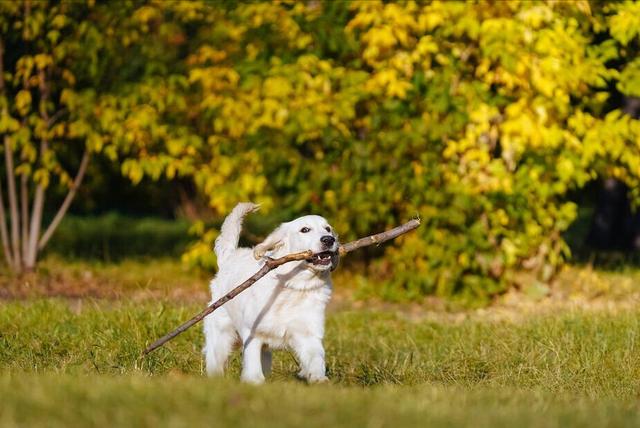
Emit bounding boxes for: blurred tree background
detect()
[1,0,640,303]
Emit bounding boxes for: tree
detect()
[88,1,640,302]
[0,1,121,273]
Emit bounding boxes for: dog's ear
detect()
[253,226,286,260]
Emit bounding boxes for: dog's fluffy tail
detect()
[214,202,260,265]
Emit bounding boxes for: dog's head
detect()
[253,215,340,272]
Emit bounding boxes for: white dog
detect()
[203,202,339,384]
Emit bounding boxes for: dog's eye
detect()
[325,227,331,232]
[300,227,311,233]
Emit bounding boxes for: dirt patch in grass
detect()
[2,258,640,323]
[0,256,209,303]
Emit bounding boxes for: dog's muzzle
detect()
[307,251,337,266]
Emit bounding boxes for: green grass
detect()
[2,374,639,428]
[2,299,640,427]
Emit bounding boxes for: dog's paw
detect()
[241,371,266,385]
[298,370,328,384]
[307,374,329,384]
[253,248,266,260]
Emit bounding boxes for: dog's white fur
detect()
[203,202,339,384]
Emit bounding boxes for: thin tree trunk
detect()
[24,184,44,270]
[38,150,90,251]
[20,173,29,261]
[24,67,50,271]
[0,36,14,271]
[0,180,14,269]
[4,137,21,271]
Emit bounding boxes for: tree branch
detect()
[38,150,90,250]
[142,218,421,356]
[46,108,66,127]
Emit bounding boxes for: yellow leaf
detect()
[15,90,32,116]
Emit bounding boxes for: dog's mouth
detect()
[307,251,336,266]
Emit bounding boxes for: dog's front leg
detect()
[241,337,266,384]
[291,336,328,383]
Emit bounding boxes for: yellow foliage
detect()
[5,0,637,299]
[15,90,32,116]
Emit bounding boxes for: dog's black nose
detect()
[321,235,335,247]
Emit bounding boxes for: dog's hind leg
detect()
[260,345,272,377]
[203,309,236,377]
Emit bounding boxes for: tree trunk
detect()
[586,178,630,250]
[0,179,14,269]
[23,67,51,272]
[20,173,30,261]
[24,184,44,271]
[4,137,21,271]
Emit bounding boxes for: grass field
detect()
[2,258,640,427]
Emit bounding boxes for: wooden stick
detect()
[142,218,421,356]
[339,218,420,255]
[142,250,313,356]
